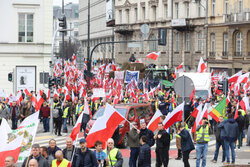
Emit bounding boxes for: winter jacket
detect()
[105,148,123,167]
[176,134,181,150]
[82,113,90,124]
[139,128,155,147]
[72,148,98,167]
[218,118,239,142]
[179,129,195,152]
[236,115,245,132]
[20,106,35,119]
[138,144,151,167]
[156,130,170,150]
[40,106,50,118]
[127,129,140,148]
[48,146,61,159]
[22,155,48,167]
[9,106,20,119]
[63,145,75,161]
[0,105,9,120]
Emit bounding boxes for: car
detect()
[86,103,154,148]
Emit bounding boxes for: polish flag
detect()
[189,88,196,101]
[0,118,23,166]
[191,103,206,133]
[86,103,125,148]
[146,52,160,60]
[136,58,143,63]
[226,93,230,105]
[163,102,184,129]
[236,72,249,85]
[83,98,92,116]
[197,57,207,73]
[46,89,50,101]
[228,71,242,83]
[176,62,184,70]
[239,96,250,111]
[147,110,163,132]
[17,91,23,106]
[24,88,30,96]
[70,110,83,141]
[53,89,59,99]
[234,103,240,119]
[35,90,45,112]
[72,90,76,103]
[190,107,199,118]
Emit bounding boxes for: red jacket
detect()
[40,106,50,118]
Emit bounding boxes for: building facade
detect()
[0,0,52,95]
[78,0,114,61]
[207,0,250,74]
[53,3,79,57]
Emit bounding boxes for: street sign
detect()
[174,76,194,97]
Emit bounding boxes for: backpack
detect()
[52,108,59,118]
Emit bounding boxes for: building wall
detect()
[78,0,113,60]
[0,0,52,94]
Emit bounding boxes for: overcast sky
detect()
[53,0,79,6]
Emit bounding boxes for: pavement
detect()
[11,120,250,167]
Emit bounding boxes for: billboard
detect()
[106,0,115,26]
[16,66,36,92]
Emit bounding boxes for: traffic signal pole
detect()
[62,0,65,72]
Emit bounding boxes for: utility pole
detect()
[171,0,174,68]
[205,0,208,68]
[87,0,91,74]
[62,0,65,71]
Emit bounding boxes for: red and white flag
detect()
[83,98,92,116]
[239,96,250,111]
[70,111,83,141]
[191,103,207,133]
[197,57,207,73]
[175,62,184,73]
[163,102,184,129]
[35,90,45,112]
[136,58,143,63]
[234,103,240,119]
[24,88,30,96]
[146,52,160,60]
[236,72,249,85]
[226,93,230,105]
[86,103,125,148]
[147,110,163,132]
[0,119,23,166]
[228,71,242,83]
[53,89,59,99]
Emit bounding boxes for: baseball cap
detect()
[79,138,86,143]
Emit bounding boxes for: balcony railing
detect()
[222,52,228,57]
[223,12,250,23]
[209,52,216,57]
[234,52,243,57]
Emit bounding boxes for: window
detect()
[236,32,243,53]
[198,1,201,17]
[186,33,190,51]
[119,10,122,24]
[164,4,168,18]
[126,9,130,23]
[223,33,228,52]
[74,31,78,37]
[225,0,229,14]
[74,22,78,28]
[212,0,216,16]
[176,33,179,51]
[186,2,190,18]
[75,10,79,18]
[40,72,49,84]
[135,8,138,21]
[175,3,179,19]
[149,35,157,51]
[152,6,157,21]
[239,0,242,13]
[211,33,215,52]
[142,7,146,20]
[197,32,202,51]
[18,13,33,42]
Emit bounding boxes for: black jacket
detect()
[156,129,170,150]
[236,115,245,132]
[72,148,98,167]
[139,128,155,147]
[63,145,75,161]
[138,144,151,167]
[22,155,48,167]
[179,129,195,152]
[214,123,222,142]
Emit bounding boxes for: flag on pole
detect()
[239,96,250,111]
[70,111,84,141]
[197,57,207,73]
[163,102,184,129]
[191,104,203,133]
[209,98,227,122]
[86,103,125,148]
[228,70,242,83]
[147,110,163,132]
[146,52,160,60]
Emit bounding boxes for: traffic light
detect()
[218,79,228,95]
[8,73,13,82]
[48,77,55,89]
[56,77,61,85]
[58,16,67,34]
[158,28,166,46]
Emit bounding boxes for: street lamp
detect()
[193,0,208,67]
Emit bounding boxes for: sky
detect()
[53,0,79,6]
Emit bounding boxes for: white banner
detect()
[93,88,106,98]
[16,66,36,92]
[114,71,124,81]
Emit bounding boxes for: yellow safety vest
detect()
[124,98,128,103]
[155,101,158,111]
[196,125,210,142]
[53,102,59,108]
[52,159,69,167]
[75,104,84,115]
[104,148,119,167]
[62,107,69,118]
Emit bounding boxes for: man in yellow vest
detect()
[62,102,70,133]
[104,138,123,167]
[196,117,210,167]
[75,99,84,121]
[52,150,71,167]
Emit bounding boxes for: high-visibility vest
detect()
[75,104,83,115]
[196,125,210,142]
[104,148,119,167]
[155,101,158,111]
[124,98,128,103]
[62,107,69,118]
[52,159,69,167]
[53,102,59,108]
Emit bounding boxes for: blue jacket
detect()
[179,129,195,152]
[138,144,151,167]
[218,118,239,142]
[72,148,98,167]
[139,128,155,147]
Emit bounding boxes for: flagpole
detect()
[70,133,79,163]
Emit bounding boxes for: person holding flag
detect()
[104,138,123,167]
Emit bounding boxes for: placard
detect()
[93,88,106,97]
[16,66,36,92]
[124,70,139,83]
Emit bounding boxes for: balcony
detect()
[223,12,250,24]
[171,18,195,31]
[115,24,134,35]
